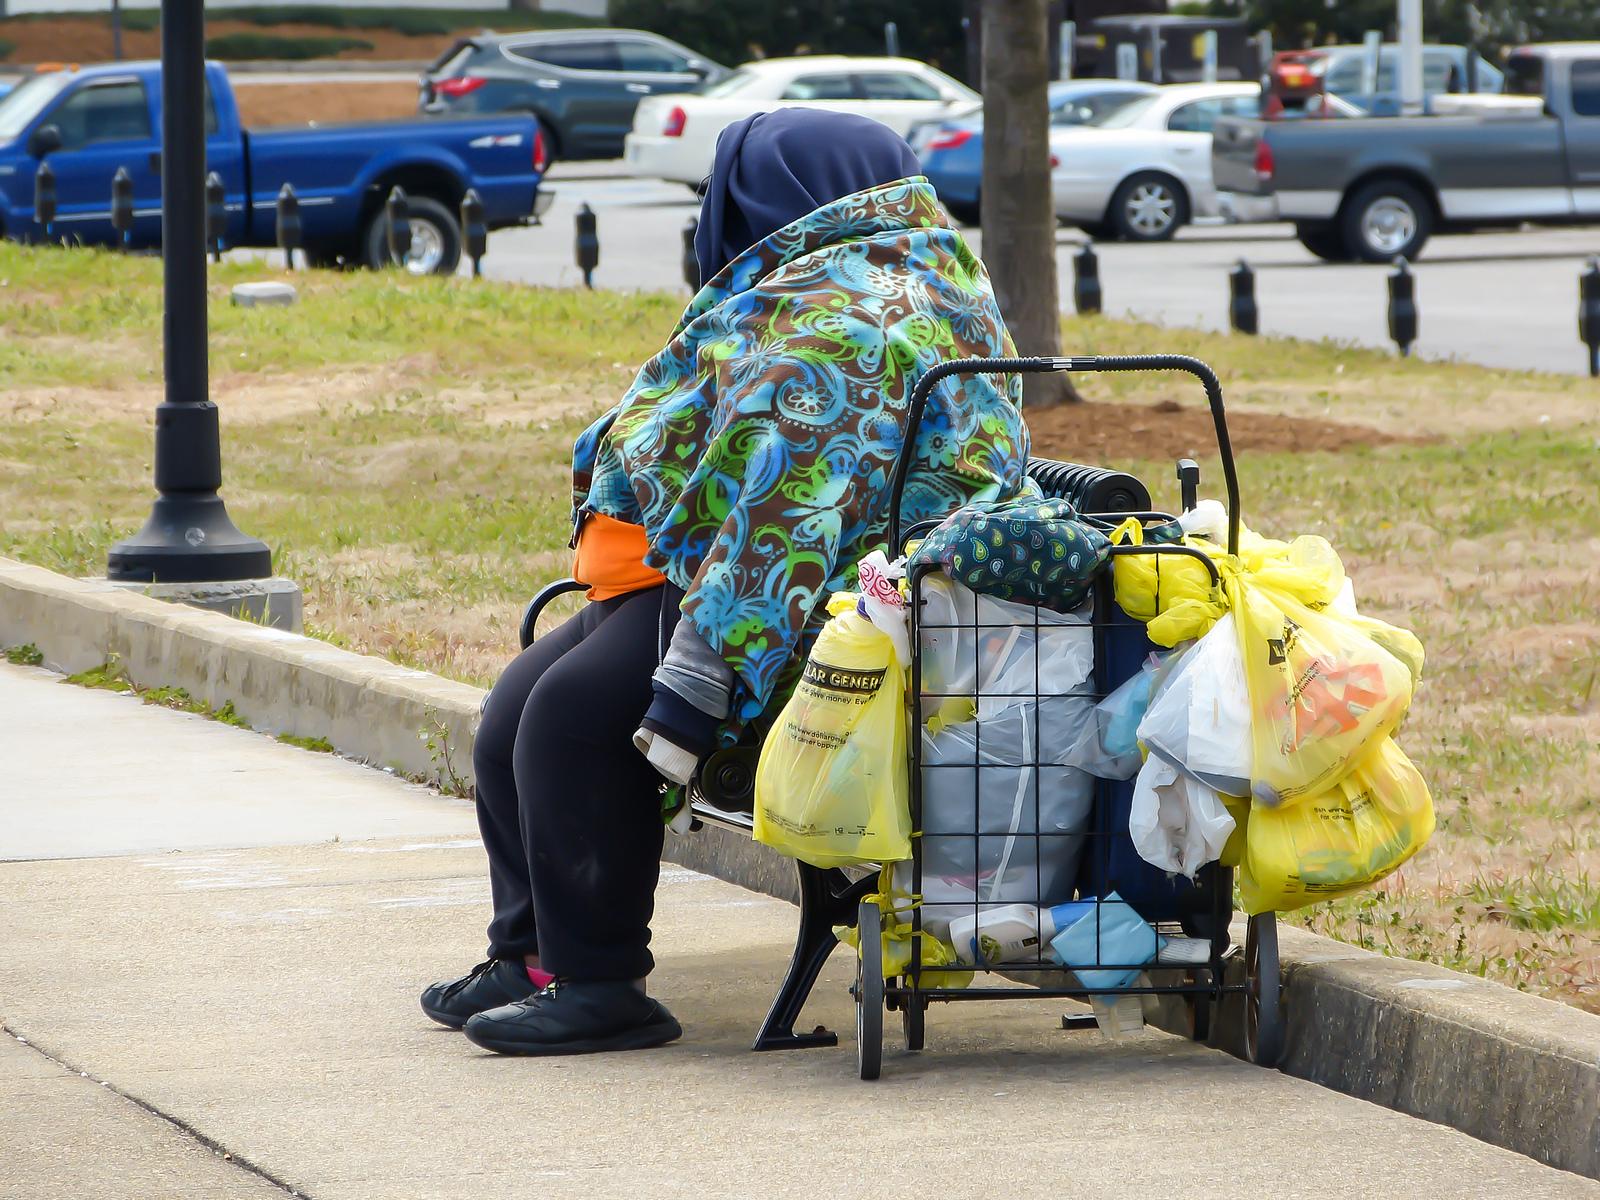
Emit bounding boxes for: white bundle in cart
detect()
[913,577,1108,937]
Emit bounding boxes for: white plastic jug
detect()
[946,900,1096,966]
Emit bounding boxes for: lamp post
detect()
[106,0,271,584]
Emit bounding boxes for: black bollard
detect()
[1229,258,1258,335]
[111,166,134,249]
[205,171,226,264]
[1072,241,1102,315]
[1387,256,1417,357]
[460,187,487,278]
[681,216,699,291]
[34,161,56,241]
[1580,258,1600,378]
[275,183,301,271]
[574,202,599,288]
[385,186,411,267]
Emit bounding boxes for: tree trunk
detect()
[979,0,1078,405]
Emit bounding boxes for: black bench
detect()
[518,454,1158,1051]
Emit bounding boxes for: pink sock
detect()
[526,965,555,989]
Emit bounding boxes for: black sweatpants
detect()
[473,586,672,981]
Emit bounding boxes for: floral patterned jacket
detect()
[571,176,1028,723]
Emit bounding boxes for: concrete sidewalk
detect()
[1,661,1595,1200]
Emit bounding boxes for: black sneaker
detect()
[419,958,537,1029]
[463,980,683,1056]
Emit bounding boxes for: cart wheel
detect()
[855,900,884,1080]
[1183,970,1212,1043]
[1245,912,1285,1069]
[901,990,926,1052]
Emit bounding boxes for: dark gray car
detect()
[421,29,726,164]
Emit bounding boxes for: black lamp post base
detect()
[106,493,272,583]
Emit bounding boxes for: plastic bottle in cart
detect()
[947,901,1095,966]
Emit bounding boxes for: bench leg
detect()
[751,861,878,1052]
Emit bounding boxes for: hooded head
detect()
[693,108,922,285]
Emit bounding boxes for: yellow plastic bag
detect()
[1239,737,1434,915]
[1226,564,1417,808]
[754,594,910,868]
[1109,517,1227,648]
[835,869,974,989]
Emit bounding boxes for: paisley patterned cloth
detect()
[908,496,1112,613]
[571,177,1028,724]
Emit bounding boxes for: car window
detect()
[1091,93,1159,128]
[1051,90,1147,126]
[617,40,690,74]
[1167,97,1224,133]
[856,72,942,101]
[701,68,756,97]
[49,81,151,150]
[0,71,72,140]
[1505,54,1544,97]
[1573,60,1600,117]
[511,39,623,72]
[781,74,861,101]
[1220,94,1260,119]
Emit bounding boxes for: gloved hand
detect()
[632,619,735,785]
[633,683,721,785]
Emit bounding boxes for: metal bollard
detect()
[681,216,700,291]
[33,161,56,241]
[1580,258,1600,378]
[275,183,301,271]
[1228,259,1258,335]
[111,166,134,249]
[574,202,599,288]
[1387,256,1417,357]
[1072,241,1102,315]
[460,187,487,278]
[385,186,411,267]
[206,171,226,264]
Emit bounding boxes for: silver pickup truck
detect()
[1212,43,1600,261]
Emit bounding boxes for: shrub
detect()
[0,38,15,62]
[204,32,375,61]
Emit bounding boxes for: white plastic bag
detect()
[1129,754,1236,879]
[917,704,1093,933]
[918,577,1092,703]
[1137,612,1252,796]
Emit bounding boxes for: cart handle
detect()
[887,355,1241,558]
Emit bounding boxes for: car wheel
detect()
[1295,223,1354,263]
[362,195,463,276]
[1107,172,1187,242]
[1340,179,1432,263]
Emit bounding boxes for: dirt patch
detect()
[1025,398,1416,464]
[232,81,419,128]
[0,18,455,65]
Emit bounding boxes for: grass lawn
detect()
[1,241,1595,1013]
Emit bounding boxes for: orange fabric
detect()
[573,513,666,602]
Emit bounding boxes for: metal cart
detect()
[852,352,1284,1081]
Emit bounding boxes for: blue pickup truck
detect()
[0,61,548,273]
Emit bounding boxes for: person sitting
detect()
[419,108,1030,1056]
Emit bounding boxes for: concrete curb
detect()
[3,556,1596,1179]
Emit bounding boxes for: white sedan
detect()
[1051,82,1272,241]
[625,56,978,187]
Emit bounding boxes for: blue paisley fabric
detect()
[571,177,1028,724]
[908,497,1112,613]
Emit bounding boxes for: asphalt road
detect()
[5,658,1598,1199]
[502,160,1600,376]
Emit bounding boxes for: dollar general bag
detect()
[754,594,911,868]
[1225,555,1420,808]
[1239,737,1434,915]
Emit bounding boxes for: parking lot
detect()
[499,161,1600,376]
